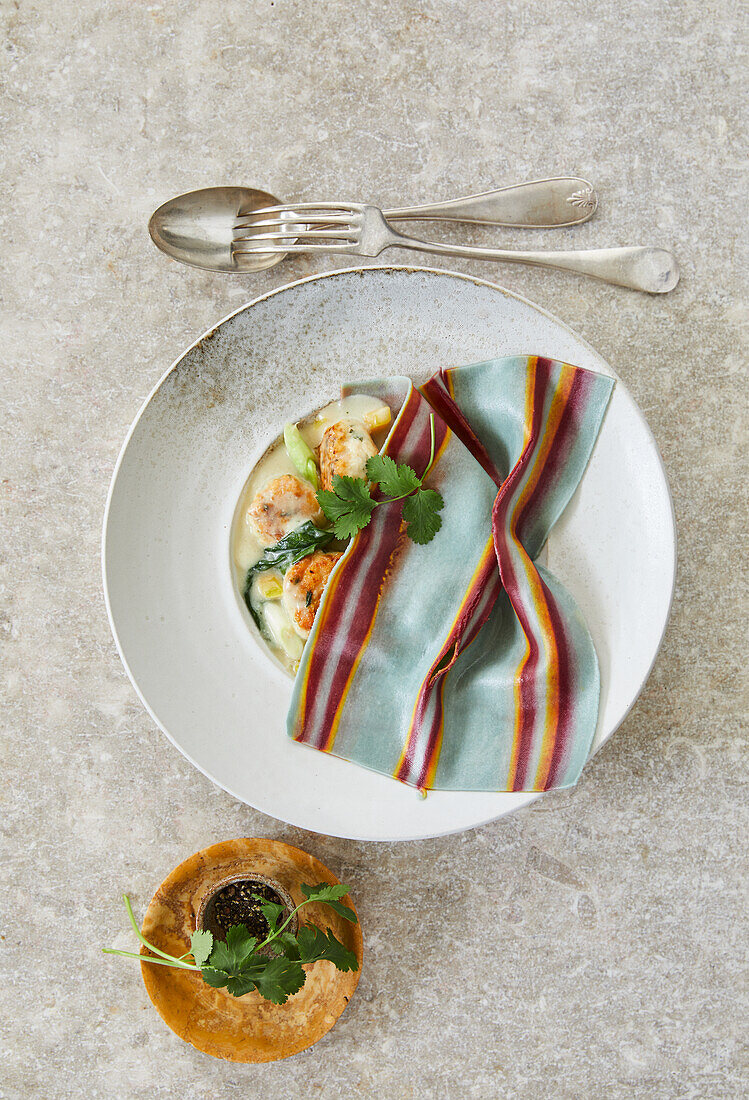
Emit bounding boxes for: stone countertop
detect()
[1,2,746,1097]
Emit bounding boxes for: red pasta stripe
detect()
[516,367,590,548]
[293,389,439,751]
[539,586,575,790]
[421,370,501,485]
[494,359,546,788]
[394,539,499,786]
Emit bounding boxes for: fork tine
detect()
[234,229,358,242]
[247,201,363,215]
[232,243,357,255]
[234,213,358,229]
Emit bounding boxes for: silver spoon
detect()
[148,178,598,274]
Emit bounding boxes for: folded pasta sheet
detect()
[288,357,615,792]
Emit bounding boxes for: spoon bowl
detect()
[148,186,292,273]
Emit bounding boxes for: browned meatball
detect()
[319,420,378,491]
[246,474,322,546]
[282,551,342,637]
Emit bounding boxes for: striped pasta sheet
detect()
[287,357,615,792]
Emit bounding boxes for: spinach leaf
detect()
[250,521,334,575]
[243,521,334,625]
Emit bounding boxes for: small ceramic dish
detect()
[139,838,362,1062]
[102,266,676,840]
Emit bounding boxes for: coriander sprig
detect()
[316,413,444,545]
[103,882,358,1005]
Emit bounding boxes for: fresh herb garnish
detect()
[401,487,444,545]
[316,475,376,539]
[316,413,443,545]
[103,882,358,1006]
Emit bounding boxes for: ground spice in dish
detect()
[208,881,287,942]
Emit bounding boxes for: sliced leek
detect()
[256,572,283,600]
[284,423,319,489]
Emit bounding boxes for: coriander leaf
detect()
[277,932,302,961]
[323,899,357,923]
[203,959,266,992]
[300,882,352,902]
[402,488,444,545]
[226,924,258,961]
[200,965,231,989]
[208,925,257,974]
[296,925,359,973]
[252,957,307,1005]
[225,973,259,997]
[316,476,375,540]
[365,455,421,498]
[300,882,357,923]
[190,929,214,968]
[295,925,334,962]
[248,893,286,935]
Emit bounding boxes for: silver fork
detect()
[233,203,679,293]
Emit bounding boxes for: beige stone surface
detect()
[1,1,747,1097]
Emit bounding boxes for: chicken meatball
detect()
[247,474,322,547]
[319,420,378,491]
[282,551,342,638]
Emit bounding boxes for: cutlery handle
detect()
[384,177,598,228]
[388,236,679,293]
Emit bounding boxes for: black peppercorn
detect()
[205,880,287,942]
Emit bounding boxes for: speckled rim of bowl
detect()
[101,264,677,841]
[195,871,299,943]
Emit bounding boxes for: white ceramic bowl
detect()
[103,267,675,841]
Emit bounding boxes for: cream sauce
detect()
[231,394,390,674]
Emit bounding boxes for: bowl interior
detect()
[103,267,675,840]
